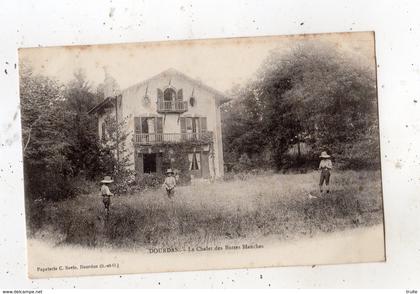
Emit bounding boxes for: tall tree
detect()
[64,69,102,179]
[222,42,379,169]
[221,83,266,162]
[20,63,74,200]
[102,114,134,194]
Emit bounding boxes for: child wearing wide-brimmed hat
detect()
[318,151,332,194]
[100,176,114,214]
[163,169,176,198]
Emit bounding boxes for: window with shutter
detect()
[200,117,207,132]
[195,152,201,170]
[156,117,163,142]
[186,117,193,132]
[189,152,201,170]
[188,153,193,170]
[192,118,199,133]
[147,117,155,133]
[134,117,142,133]
[156,117,163,133]
[180,117,186,133]
[164,88,176,101]
[157,89,163,100]
[141,117,148,133]
[177,89,183,100]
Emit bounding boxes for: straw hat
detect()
[166,169,174,175]
[100,176,114,184]
[319,151,331,158]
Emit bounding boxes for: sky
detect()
[19,31,375,94]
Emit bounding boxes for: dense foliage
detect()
[20,65,114,202]
[222,42,380,170]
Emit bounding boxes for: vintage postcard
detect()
[19,31,385,278]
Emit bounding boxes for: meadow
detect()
[28,170,384,249]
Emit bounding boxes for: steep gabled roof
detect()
[87,96,115,115]
[88,68,230,115]
[124,68,230,104]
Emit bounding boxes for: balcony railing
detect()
[157,99,188,113]
[134,132,213,145]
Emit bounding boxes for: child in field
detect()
[100,176,114,214]
[163,169,176,198]
[319,151,332,194]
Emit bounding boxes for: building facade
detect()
[88,69,229,180]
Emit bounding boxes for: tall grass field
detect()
[27,170,384,249]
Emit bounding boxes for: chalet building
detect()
[88,69,229,180]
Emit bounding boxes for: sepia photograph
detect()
[19,31,385,278]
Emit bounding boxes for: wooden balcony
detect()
[134,132,213,145]
[157,99,188,113]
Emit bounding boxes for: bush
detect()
[223,172,235,182]
[71,176,100,195]
[113,171,136,195]
[277,152,318,173]
[340,129,381,170]
[24,163,75,202]
[135,173,164,191]
[231,153,254,172]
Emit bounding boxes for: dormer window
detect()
[157,87,188,113]
[164,88,176,102]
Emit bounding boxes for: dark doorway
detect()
[143,153,157,173]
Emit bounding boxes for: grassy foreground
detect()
[28,170,384,249]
